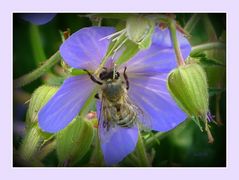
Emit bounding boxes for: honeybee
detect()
[83,66,140,131]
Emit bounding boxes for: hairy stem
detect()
[168,19,185,66]
[30,24,46,63]
[145,132,168,148]
[14,51,61,88]
[135,133,150,167]
[191,42,225,56]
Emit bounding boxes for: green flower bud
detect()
[56,117,94,166]
[167,63,209,121]
[26,85,58,127]
[126,15,154,49]
[167,63,214,143]
[18,86,59,162]
[19,124,42,162]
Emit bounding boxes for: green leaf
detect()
[56,117,95,166]
[89,130,104,166]
[184,14,201,34]
[169,119,194,148]
[202,14,217,42]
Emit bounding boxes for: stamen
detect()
[207,112,215,122]
[99,29,126,41]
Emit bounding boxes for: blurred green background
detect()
[13,13,226,167]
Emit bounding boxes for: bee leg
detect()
[103,120,110,131]
[83,69,103,85]
[123,66,129,90]
[94,93,100,99]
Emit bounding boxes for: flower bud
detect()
[56,117,94,166]
[167,63,209,121]
[126,15,154,49]
[19,86,59,162]
[26,85,58,127]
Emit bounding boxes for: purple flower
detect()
[19,13,56,25]
[38,26,191,166]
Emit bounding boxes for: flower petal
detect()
[152,27,190,49]
[127,73,187,131]
[96,101,138,166]
[19,13,56,25]
[38,75,95,133]
[60,26,115,70]
[124,27,191,74]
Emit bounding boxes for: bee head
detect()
[99,68,120,80]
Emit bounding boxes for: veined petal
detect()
[38,75,95,133]
[124,27,191,74]
[19,13,56,25]
[96,101,138,166]
[152,27,190,49]
[60,27,115,70]
[127,73,187,131]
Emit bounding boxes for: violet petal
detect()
[125,27,191,74]
[38,75,95,133]
[127,73,187,131]
[19,13,56,25]
[60,26,115,70]
[96,101,139,166]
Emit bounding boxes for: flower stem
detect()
[205,120,214,144]
[14,51,61,88]
[191,42,225,56]
[37,139,56,160]
[168,19,185,66]
[145,132,168,148]
[135,133,150,167]
[30,24,46,63]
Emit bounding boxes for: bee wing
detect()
[96,98,117,140]
[96,100,139,166]
[124,94,152,131]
